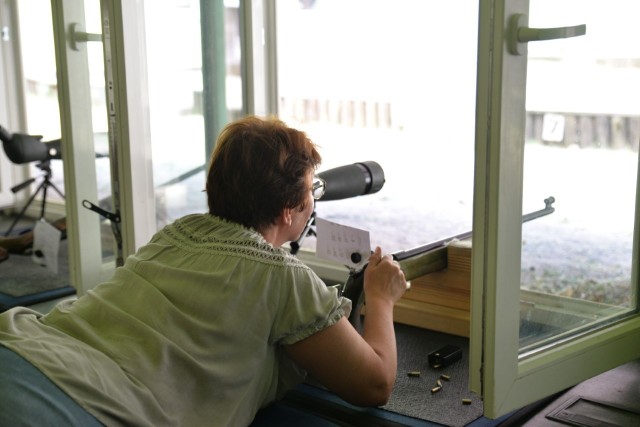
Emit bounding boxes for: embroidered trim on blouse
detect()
[159,214,308,268]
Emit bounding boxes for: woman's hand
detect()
[363,246,407,305]
[285,246,407,407]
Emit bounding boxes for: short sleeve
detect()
[272,268,351,346]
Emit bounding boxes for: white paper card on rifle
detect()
[315,217,370,269]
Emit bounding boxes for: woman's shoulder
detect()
[157,214,311,269]
[159,213,252,245]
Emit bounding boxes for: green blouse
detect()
[0,214,350,426]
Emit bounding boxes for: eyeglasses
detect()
[312,177,326,200]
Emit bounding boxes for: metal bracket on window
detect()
[522,196,555,223]
[82,199,124,266]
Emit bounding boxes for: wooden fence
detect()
[279,97,394,129]
[527,112,640,152]
[279,98,640,152]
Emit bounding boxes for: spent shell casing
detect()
[440,374,450,381]
[462,398,472,405]
[431,386,442,393]
[407,371,421,377]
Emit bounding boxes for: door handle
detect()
[507,13,586,55]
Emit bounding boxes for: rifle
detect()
[342,197,556,330]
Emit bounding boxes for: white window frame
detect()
[469,0,640,418]
[50,0,155,292]
[98,0,155,257]
[51,0,104,293]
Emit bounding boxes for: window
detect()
[143,0,243,229]
[276,0,479,253]
[519,0,640,354]
[470,0,640,417]
[15,0,63,207]
[15,0,108,210]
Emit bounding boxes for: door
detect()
[470,0,640,418]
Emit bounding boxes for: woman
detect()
[0,116,407,426]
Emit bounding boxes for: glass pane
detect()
[17,0,105,205]
[2,0,111,295]
[519,0,640,353]
[17,0,63,203]
[276,0,479,253]
[0,1,68,294]
[143,0,242,230]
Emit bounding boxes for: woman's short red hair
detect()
[206,116,321,231]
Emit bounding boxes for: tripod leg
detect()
[3,181,47,236]
[40,183,49,219]
[38,179,65,223]
[47,180,65,199]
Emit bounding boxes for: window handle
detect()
[507,13,586,55]
[70,23,102,51]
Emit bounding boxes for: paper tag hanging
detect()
[31,219,62,274]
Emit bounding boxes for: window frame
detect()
[469,0,640,418]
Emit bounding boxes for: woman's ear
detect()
[280,208,293,227]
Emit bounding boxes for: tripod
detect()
[3,159,65,236]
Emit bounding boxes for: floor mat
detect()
[280,323,483,426]
[0,228,73,311]
[383,323,483,427]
